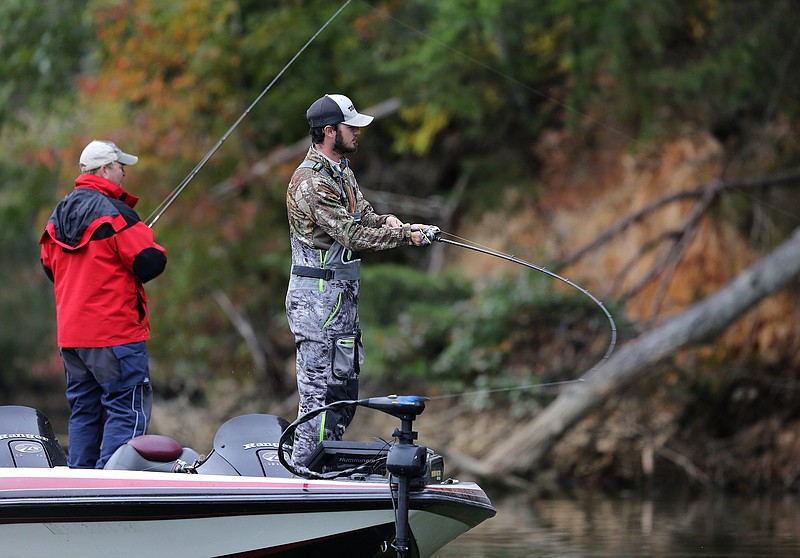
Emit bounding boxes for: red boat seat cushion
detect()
[127,434,183,461]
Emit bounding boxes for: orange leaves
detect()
[80,0,239,136]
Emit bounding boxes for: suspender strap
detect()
[291,264,360,281]
[291,265,335,280]
[297,160,332,181]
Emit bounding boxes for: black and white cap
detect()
[306,94,374,128]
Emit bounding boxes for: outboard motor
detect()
[0,406,67,468]
[194,414,293,477]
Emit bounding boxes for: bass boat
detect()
[0,395,495,557]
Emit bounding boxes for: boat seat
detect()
[128,434,183,461]
[104,434,200,472]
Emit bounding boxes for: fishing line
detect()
[426,379,587,401]
[145,0,354,228]
[432,229,618,377]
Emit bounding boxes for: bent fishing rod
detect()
[145,0,353,229]
[418,226,617,378]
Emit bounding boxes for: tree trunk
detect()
[484,226,800,476]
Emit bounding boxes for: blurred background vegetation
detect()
[2,0,800,432]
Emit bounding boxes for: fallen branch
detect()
[483,226,800,476]
[559,167,800,272]
[655,445,713,490]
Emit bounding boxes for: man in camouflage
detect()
[286,94,433,466]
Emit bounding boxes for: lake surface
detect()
[434,491,800,557]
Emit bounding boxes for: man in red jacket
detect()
[40,140,167,469]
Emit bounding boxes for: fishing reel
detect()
[420,226,440,246]
[407,225,440,246]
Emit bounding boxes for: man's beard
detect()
[333,130,357,154]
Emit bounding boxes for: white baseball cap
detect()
[79,140,139,172]
[306,94,374,128]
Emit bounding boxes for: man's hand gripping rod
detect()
[408,225,441,246]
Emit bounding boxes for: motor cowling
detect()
[0,406,67,468]
[194,413,294,477]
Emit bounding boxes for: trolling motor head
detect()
[357,396,429,470]
[356,395,428,419]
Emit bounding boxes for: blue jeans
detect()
[61,342,153,469]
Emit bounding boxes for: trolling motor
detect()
[360,396,429,558]
[278,394,431,558]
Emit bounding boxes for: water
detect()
[434,492,800,557]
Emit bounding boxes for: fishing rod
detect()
[419,226,618,377]
[145,0,353,229]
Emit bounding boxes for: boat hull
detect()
[0,468,495,557]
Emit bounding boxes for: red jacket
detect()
[40,174,167,348]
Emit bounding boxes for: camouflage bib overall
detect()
[286,160,365,466]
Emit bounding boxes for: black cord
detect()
[278,399,393,480]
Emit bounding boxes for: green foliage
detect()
[0,0,90,130]
[368,1,563,138]
[359,264,473,327]
[4,0,800,401]
[0,161,61,381]
[0,0,76,380]
[546,0,800,137]
[363,267,615,409]
[358,264,471,378]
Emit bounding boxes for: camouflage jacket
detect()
[287,145,412,252]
